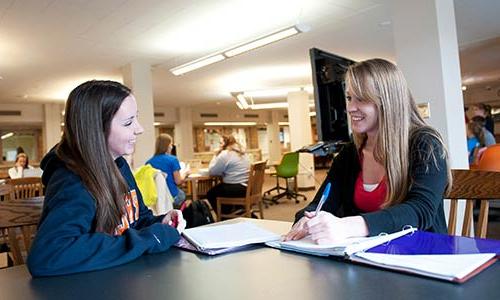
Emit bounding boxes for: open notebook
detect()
[267,228,500,283]
[177,221,280,255]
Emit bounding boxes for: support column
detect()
[392,0,469,233]
[174,107,194,161]
[266,110,281,164]
[287,91,315,189]
[122,62,155,169]
[43,103,62,153]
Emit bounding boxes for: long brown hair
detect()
[57,80,131,233]
[154,133,173,155]
[346,59,452,207]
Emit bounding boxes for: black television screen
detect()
[310,48,355,143]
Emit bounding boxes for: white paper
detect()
[353,252,496,281]
[182,222,280,250]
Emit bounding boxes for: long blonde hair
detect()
[345,58,451,207]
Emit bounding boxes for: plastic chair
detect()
[216,161,267,221]
[263,152,307,206]
[477,144,500,172]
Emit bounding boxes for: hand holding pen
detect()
[283,182,331,241]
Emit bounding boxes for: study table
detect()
[0,196,43,265]
[0,218,499,300]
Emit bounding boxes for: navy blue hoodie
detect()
[27,150,180,277]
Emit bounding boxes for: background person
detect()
[285,59,451,244]
[146,133,189,207]
[206,134,250,213]
[27,80,185,277]
[8,152,33,179]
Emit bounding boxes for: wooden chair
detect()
[0,183,13,201]
[446,169,500,238]
[216,161,267,221]
[7,177,44,200]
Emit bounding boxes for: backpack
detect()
[181,200,215,228]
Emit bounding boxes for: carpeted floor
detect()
[261,169,500,240]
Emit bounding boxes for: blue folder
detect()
[367,230,500,255]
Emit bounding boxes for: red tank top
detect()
[353,155,387,212]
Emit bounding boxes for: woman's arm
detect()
[361,135,448,235]
[208,151,227,176]
[27,177,180,277]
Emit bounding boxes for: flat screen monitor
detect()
[310,48,355,143]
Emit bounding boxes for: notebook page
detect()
[353,252,496,280]
[182,222,280,250]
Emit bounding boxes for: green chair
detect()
[263,152,307,206]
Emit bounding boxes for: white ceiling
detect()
[0,0,499,108]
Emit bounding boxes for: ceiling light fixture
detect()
[170,54,226,76]
[204,122,257,126]
[236,93,249,109]
[1,132,14,140]
[249,102,289,110]
[170,25,308,76]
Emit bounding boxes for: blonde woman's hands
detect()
[303,211,349,245]
[162,209,186,233]
[283,216,310,241]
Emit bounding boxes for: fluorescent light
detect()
[236,94,249,109]
[250,102,289,110]
[154,122,163,126]
[278,122,289,126]
[170,54,226,76]
[309,111,316,117]
[244,85,313,98]
[1,132,14,140]
[204,122,257,126]
[224,26,301,57]
[169,25,308,75]
[235,101,244,110]
[461,85,467,91]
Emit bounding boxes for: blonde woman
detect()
[207,134,250,212]
[285,58,451,244]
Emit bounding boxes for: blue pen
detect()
[314,182,331,216]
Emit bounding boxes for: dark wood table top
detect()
[0,196,43,229]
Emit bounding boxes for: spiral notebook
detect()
[267,229,500,283]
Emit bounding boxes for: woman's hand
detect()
[304,212,369,245]
[283,216,310,241]
[304,211,349,244]
[162,209,186,233]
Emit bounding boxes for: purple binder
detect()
[367,230,500,255]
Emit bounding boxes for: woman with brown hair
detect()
[285,58,451,244]
[27,80,185,276]
[206,134,250,212]
[147,133,189,206]
[8,152,33,179]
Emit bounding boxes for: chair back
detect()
[0,183,13,201]
[446,169,500,237]
[245,161,267,205]
[8,177,44,200]
[477,144,500,171]
[276,152,299,178]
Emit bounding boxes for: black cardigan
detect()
[295,130,448,236]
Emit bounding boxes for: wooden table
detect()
[184,174,219,201]
[0,196,44,265]
[1,218,499,300]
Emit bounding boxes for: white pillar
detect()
[392,0,469,234]
[122,62,155,169]
[287,91,315,189]
[266,110,282,164]
[43,103,62,152]
[174,107,194,161]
